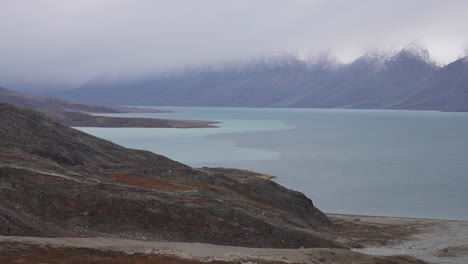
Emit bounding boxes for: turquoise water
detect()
[80,117,291,164]
[78,107,468,220]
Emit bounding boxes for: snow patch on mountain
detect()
[304,52,343,72]
[352,43,437,73]
[398,42,435,65]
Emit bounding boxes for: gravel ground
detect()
[327,214,468,264]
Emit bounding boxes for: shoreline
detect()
[46,109,220,128]
[327,213,468,264]
[0,88,220,128]
[327,212,468,222]
[113,104,468,114]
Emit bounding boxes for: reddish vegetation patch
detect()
[0,151,37,163]
[242,201,270,211]
[110,172,225,194]
[0,243,291,264]
[0,201,19,212]
[63,201,81,209]
[111,172,192,191]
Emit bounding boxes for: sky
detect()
[1,0,468,90]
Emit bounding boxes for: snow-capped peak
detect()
[365,49,396,61]
[399,42,434,64]
[352,42,436,72]
[354,49,398,70]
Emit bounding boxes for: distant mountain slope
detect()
[292,47,439,108]
[0,102,338,248]
[394,57,468,111]
[51,45,468,111]
[62,55,329,107]
[0,87,216,128]
[0,86,161,113]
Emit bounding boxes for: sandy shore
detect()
[327,214,468,264]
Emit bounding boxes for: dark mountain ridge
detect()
[291,47,439,108]
[394,56,468,111]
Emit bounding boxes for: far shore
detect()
[0,87,220,128]
[45,109,220,128]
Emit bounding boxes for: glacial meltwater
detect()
[77,107,468,220]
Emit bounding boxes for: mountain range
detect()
[50,44,468,112]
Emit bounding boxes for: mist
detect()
[1,0,468,91]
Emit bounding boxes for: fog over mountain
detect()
[1,0,468,91]
[51,44,467,111]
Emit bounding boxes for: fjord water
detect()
[78,107,468,220]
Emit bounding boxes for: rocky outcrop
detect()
[0,102,338,248]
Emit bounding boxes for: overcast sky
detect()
[1,0,468,90]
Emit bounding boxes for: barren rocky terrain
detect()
[0,102,336,248]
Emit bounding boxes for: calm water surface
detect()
[78,107,468,220]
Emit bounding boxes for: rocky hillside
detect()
[0,102,337,248]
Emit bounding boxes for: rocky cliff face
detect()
[0,102,339,248]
